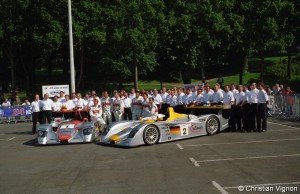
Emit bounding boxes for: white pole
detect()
[68,0,75,93]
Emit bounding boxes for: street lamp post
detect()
[68,0,75,93]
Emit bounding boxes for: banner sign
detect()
[42,85,69,97]
[0,106,32,117]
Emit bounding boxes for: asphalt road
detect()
[0,118,300,194]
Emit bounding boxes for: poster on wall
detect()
[42,85,69,97]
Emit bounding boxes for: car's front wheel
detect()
[206,116,220,135]
[143,125,160,145]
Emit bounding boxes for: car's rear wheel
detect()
[206,116,220,135]
[143,125,160,145]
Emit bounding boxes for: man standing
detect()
[131,91,143,120]
[242,84,251,132]
[58,91,65,103]
[129,88,136,100]
[175,88,185,112]
[212,83,223,105]
[257,83,269,132]
[223,85,235,130]
[202,84,214,105]
[75,93,86,110]
[160,88,169,114]
[122,92,132,120]
[153,89,162,113]
[62,95,74,110]
[101,91,112,125]
[112,92,125,121]
[235,85,245,132]
[52,96,62,112]
[40,93,53,124]
[249,82,260,132]
[31,94,42,134]
[168,90,177,107]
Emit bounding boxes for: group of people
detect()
[266,84,294,95]
[27,81,272,134]
[1,96,30,107]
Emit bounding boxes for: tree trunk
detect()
[260,55,265,83]
[287,53,292,81]
[134,59,138,91]
[77,45,84,90]
[200,58,205,84]
[9,38,15,89]
[239,53,248,84]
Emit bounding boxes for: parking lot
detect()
[0,118,300,194]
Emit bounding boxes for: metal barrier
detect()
[0,106,32,124]
[268,94,300,121]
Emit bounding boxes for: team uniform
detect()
[242,89,251,132]
[40,98,53,124]
[142,101,158,121]
[62,100,74,110]
[212,89,223,104]
[52,101,62,112]
[131,96,143,120]
[89,102,105,132]
[202,90,214,104]
[112,97,125,121]
[153,94,163,113]
[101,97,112,125]
[223,91,235,130]
[160,92,169,114]
[168,95,177,107]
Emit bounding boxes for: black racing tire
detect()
[205,116,220,135]
[143,125,160,145]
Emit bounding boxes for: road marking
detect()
[183,137,300,147]
[7,137,16,141]
[176,143,183,150]
[224,181,300,189]
[195,154,300,163]
[268,121,300,130]
[189,157,200,167]
[212,181,229,194]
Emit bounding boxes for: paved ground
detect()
[0,118,300,194]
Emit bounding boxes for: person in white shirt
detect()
[131,91,143,120]
[122,92,132,120]
[52,96,62,112]
[142,97,158,121]
[129,88,136,100]
[142,93,150,118]
[75,93,87,110]
[89,98,105,133]
[223,85,235,131]
[22,99,31,106]
[112,92,125,121]
[202,84,214,104]
[175,88,185,112]
[101,91,112,125]
[242,84,251,132]
[212,84,223,105]
[71,92,78,106]
[2,98,11,107]
[168,90,177,107]
[234,85,245,132]
[62,95,74,110]
[40,93,53,124]
[58,91,65,103]
[257,83,269,132]
[249,82,260,131]
[183,88,194,105]
[193,88,204,105]
[153,89,162,112]
[160,88,169,114]
[230,83,238,97]
[31,94,42,134]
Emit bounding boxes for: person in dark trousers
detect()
[249,82,259,132]
[122,92,132,120]
[257,83,269,132]
[40,93,53,124]
[242,84,251,132]
[235,85,245,132]
[31,94,42,134]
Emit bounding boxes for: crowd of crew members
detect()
[23,81,280,134]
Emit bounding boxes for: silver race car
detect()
[37,110,100,145]
[99,106,229,147]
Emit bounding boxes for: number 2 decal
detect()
[180,124,189,136]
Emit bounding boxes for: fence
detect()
[0,106,32,124]
[268,94,300,121]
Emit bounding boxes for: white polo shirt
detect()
[52,101,62,111]
[202,90,214,103]
[40,98,53,111]
[123,97,132,108]
[223,91,234,105]
[129,93,136,100]
[160,92,169,104]
[235,92,245,105]
[212,89,223,103]
[258,89,269,103]
[31,100,41,112]
[153,94,162,105]
[249,88,259,104]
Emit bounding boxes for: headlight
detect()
[38,131,47,137]
[128,130,138,138]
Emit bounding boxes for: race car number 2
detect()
[180,124,189,136]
